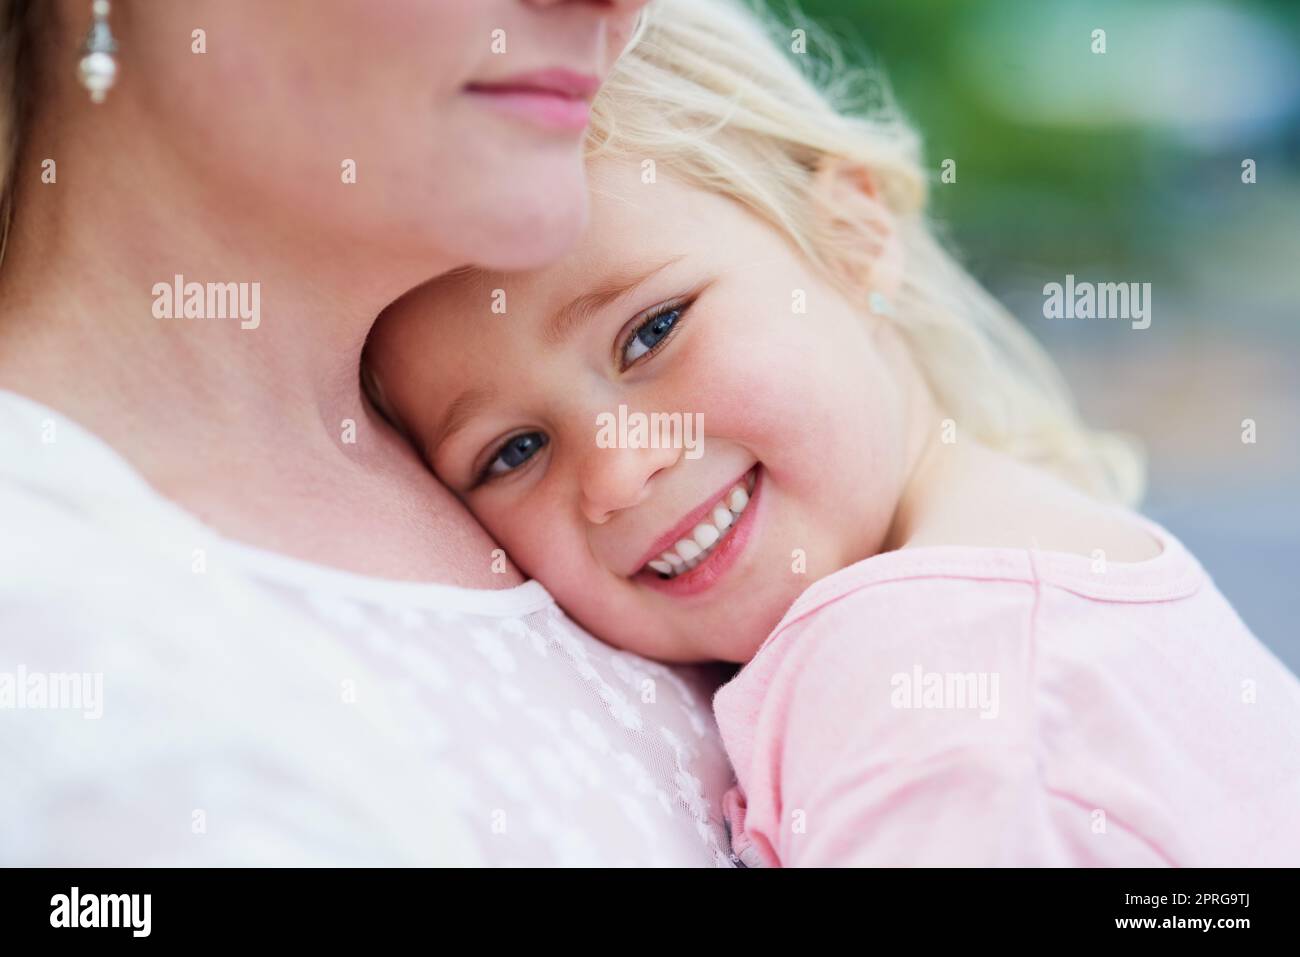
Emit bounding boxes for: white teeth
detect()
[692,523,720,550]
[712,505,733,531]
[642,468,758,580]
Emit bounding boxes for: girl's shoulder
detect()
[758,509,1203,662]
[902,444,1162,563]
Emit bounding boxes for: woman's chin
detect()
[448,161,591,273]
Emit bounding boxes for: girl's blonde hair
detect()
[588,0,1143,504]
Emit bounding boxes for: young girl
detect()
[364,0,1300,866]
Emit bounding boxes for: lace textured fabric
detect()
[0,391,736,866]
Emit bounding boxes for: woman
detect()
[0,0,735,866]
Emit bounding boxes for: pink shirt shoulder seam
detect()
[752,524,1204,664]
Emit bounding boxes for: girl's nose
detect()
[579,443,681,525]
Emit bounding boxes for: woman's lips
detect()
[464,68,599,132]
[633,466,764,599]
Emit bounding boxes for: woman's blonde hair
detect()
[588,0,1143,504]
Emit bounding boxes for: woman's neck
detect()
[0,94,519,586]
[2,93,428,443]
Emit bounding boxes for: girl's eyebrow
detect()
[431,384,498,456]
[543,255,685,347]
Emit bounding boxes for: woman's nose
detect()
[520,0,652,71]
[524,0,650,9]
[522,0,651,17]
[579,443,680,525]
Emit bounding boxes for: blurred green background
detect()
[793,0,1300,667]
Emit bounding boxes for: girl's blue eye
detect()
[623,305,682,365]
[484,431,548,478]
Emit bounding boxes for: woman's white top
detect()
[0,391,735,866]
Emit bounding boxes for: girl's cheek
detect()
[477,494,546,573]
[664,306,787,427]
[510,492,595,586]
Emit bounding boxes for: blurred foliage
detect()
[785,0,1300,334]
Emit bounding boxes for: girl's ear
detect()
[809,158,904,311]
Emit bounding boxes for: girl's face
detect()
[369,161,916,662]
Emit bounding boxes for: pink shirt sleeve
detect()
[727,578,1155,866]
[714,529,1300,867]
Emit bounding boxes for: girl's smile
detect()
[633,465,760,597]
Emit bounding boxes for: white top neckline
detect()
[0,387,555,617]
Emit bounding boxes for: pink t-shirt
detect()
[714,517,1300,867]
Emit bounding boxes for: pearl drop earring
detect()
[77,0,118,104]
[869,291,894,317]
